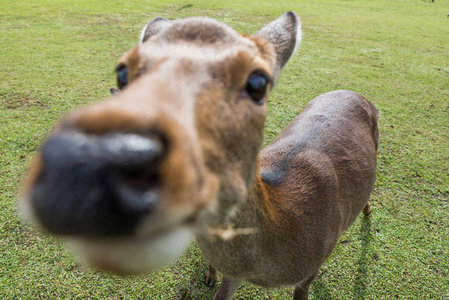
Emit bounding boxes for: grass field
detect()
[1,0,448,299]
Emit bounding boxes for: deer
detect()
[20,12,379,299]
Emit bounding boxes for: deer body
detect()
[197,90,378,298]
[21,12,378,300]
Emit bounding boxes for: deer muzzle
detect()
[30,132,165,237]
[20,60,220,274]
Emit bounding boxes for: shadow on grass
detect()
[312,215,373,300]
[312,277,333,300]
[353,216,372,300]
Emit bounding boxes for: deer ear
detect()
[256,12,302,77]
[140,17,171,43]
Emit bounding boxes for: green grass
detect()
[1,0,448,299]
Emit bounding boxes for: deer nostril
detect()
[110,163,161,213]
[120,165,159,192]
[104,134,164,212]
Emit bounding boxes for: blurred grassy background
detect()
[1,0,448,298]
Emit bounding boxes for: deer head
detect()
[21,12,301,274]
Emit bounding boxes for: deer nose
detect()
[32,132,164,237]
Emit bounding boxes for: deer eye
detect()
[116,66,128,89]
[246,72,270,105]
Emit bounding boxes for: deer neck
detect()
[223,156,281,232]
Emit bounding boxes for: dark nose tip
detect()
[32,132,164,236]
[43,133,163,171]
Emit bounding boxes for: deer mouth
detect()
[66,225,194,274]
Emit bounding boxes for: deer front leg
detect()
[213,276,242,300]
[293,272,318,300]
[205,264,218,287]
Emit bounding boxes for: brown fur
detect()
[21,13,377,300]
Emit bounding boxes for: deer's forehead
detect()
[136,43,260,68]
[156,17,246,45]
[122,18,268,69]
